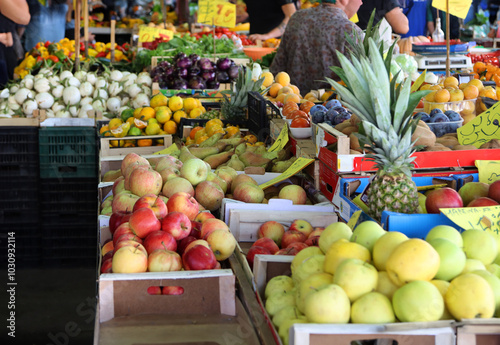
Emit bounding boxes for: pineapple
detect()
[221,65,267,120]
[326,38,431,220]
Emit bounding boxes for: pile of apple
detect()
[246,220,324,268]
[262,220,500,345]
[421,179,500,213]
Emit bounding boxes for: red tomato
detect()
[290,117,310,128]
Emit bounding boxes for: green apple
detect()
[462,258,486,274]
[304,284,350,323]
[417,192,427,213]
[292,254,325,285]
[180,158,209,186]
[392,280,444,322]
[472,270,500,312]
[318,222,353,254]
[333,258,378,302]
[428,238,466,281]
[487,263,500,279]
[291,246,323,275]
[351,221,386,252]
[462,229,498,265]
[265,275,294,299]
[278,318,308,345]
[445,273,495,320]
[375,271,399,300]
[372,231,408,271]
[272,306,304,329]
[425,225,463,248]
[265,289,296,317]
[430,280,454,320]
[323,239,371,275]
[351,292,395,324]
[295,272,333,313]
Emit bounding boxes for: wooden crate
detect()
[456,319,500,345]
[253,255,456,345]
[0,117,39,126]
[100,134,172,157]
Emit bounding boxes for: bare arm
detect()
[249,3,296,42]
[66,0,73,22]
[384,7,409,35]
[0,0,30,25]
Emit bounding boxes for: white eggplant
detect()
[34,78,51,93]
[62,86,81,105]
[51,102,65,113]
[14,88,32,104]
[106,97,121,112]
[126,84,142,98]
[108,81,123,96]
[69,105,78,117]
[64,76,81,88]
[0,88,9,98]
[55,109,71,118]
[136,74,152,87]
[59,70,73,81]
[51,84,64,98]
[9,85,19,94]
[93,88,108,100]
[8,102,20,111]
[80,97,93,106]
[74,70,87,82]
[45,109,55,118]
[118,105,130,114]
[35,92,55,109]
[48,76,61,87]
[79,82,94,97]
[8,95,16,105]
[21,76,34,90]
[86,72,97,85]
[78,103,94,118]
[22,99,38,115]
[133,93,150,108]
[95,77,108,89]
[92,99,106,112]
[123,73,137,87]
[110,70,123,82]
[120,96,130,106]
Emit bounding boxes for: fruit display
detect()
[260,219,500,345]
[413,108,463,137]
[150,53,241,90]
[0,67,151,118]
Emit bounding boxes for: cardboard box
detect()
[456,319,500,345]
[253,255,456,345]
[100,134,173,157]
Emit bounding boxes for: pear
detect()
[204,151,234,169]
[226,154,245,171]
[179,146,197,163]
[239,151,271,168]
[188,146,219,160]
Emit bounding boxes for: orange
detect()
[268,83,283,98]
[183,97,198,113]
[168,96,183,112]
[196,134,209,145]
[189,126,204,140]
[126,117,135,126]
[133,107,143,119]
[139,107,155,121]
[150,93,168,108]
[275,71,290,86]
[137,139,153,147]
[163,120,177,134]
[154,106,172,124]
[225,125,240,138]
[243,134,257,144]
[99,125,110,134]
[173,110,187,124]
[473,61,486,75]
[134,118,148,129]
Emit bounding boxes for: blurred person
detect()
[0,0,30,87]
[400,0,428,38]
[270,0,363,94]
[427,3,460,39]
[246,0,297,42]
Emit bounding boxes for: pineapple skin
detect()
[367,171,419,220]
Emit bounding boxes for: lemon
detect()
[148,118,158,125]
[189,107,203,119]
[155,106,172,124]
[145,122,161,135]
[173,110,187,123]
[183,97,198,113]
[133,107,143,119]
[150,93,168,108]
[168,96,183,112]
[108,118,123,130]
[139,107,155,121]
[260,71,274,88]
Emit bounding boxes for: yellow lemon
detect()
[108,118,123,130]
[163,120,177,134]
[150,93,168,108]
[206,124,224,137]
[139,107,155,121]
[155,106,172,124]
[168,96,183,112]
[133,107,143,119]
[173,110,187,123]
[126,117,135,126]
[189,107,203,119]
[145,122,161,135]
[183,97,198,113]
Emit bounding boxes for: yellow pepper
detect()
[87,48,98,57]
[25,56,36,69]
[62,47,70,56]
[105,42,117,50]
[94,42,106,53]
[18,70,28,79]
[59,38,70,45]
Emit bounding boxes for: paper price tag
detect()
[268,122,289,153]
[476,160,500,183]
[417,183,449,191]
[441,206,500,238]
[198,0,236,28]
[259,157,315,190]
[138,26,174,42]
[457,101,500,148]
[153,143,179,155]
[411,70,427,93]
[347,210,362,230]
[431,0,472,19]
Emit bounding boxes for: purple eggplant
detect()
[199,58,213,71]
[174,52,187,61]
[216,71,230,83]
[172,78,188,89]
[201,70,216,82]
[188,76,206,89]
[227,65,240,80]
[188,66,201,77]
[189,53,200,65]
[216,58,231,71]
[174,67,188,79]
[176,57,193,69]
[207,80,220,89]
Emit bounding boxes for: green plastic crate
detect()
[39,127,97,179]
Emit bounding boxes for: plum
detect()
[310,104,328,116]
[325,108,339,123]
[444,110,461,122]
[430,113,449,123]
[332,112,351,125]
[311,111,325,124]
[429,108,443,117]
[324,99,341,109]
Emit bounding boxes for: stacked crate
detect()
[0,127,41,267]
[38,127,98,267]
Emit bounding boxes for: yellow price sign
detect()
[138,26,174,43]
[347,210,362,230]
[441,206,500,238]
[153,143,179,155]
[476,160,500,183]
[350,13,359,23]
[198,0,236,28]
[411,70,427,93]
[457,101,500,148]
[417,183,449,192]
[268,122,289,153]
[259,157,314,190]
[432,0,472,19]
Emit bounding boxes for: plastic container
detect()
[242,47,276,61]
[427,119,464,137]
[423,98,476,118]
[0,127,39,164]
[290,126,312,139]
[40,178,98,213]
[247,91,281,143]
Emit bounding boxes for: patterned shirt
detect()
[270,5,364,94]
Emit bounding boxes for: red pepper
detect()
[96,51,107,58]
[47,55,59,63]
[44,41,51,48]
[36,56,43,63]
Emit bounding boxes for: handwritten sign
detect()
[347,210,362,230]
[268,122,289,153]
[432,0,472,19]
[457,101,500,148]
[153,143,179,155]
[198,0,236,28]
[411,70,427,93]
[441,206,500,238]
[476,160,500,183]
[138,25,174,43]
[259,157,315,190]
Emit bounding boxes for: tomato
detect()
[287,109,308,120]
[290,117,310,128]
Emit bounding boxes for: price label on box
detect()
[197,0,236,28]
[138,26,174,43]
[441,206,500,238]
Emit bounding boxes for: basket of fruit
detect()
[243,47,276,61]
[417,109,465,137]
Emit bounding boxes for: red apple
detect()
[425,187,464,214]
[148,249,183,272]
[115,233,143,247]
[275,247,299,256]
[252,238,279,254]
[100,257,113,274]
[195,180,225,211]
[194,211,216,223]
[308,228,324,239]
[182,244,218,270]
[147,286,162,295]
[467,197,500,207]
[129,207,162,239]
[121,152,149,176]
[109,212,131,235]
[124,164,150,190]
[246,246,272,268]
[257,221,285,247]
[184,239,210,254]
[114,240,147,256]
[161,211,191,240]
[112,244,148,273]
[286,242,308,252]
[177,236,198,255]
[289,219,314,237]
[488,180,500,203]
[112,191,141,214]
[304,236,320,247]
[280,230,307,249]
[167,192,200,221]
[200,218,229,240]
[162,286,184,295]
[112,176,125,197]
[112,222,134,247]
[101,239,114,257]
[189,220,202,238]
[143,230,177,254]
[102,250,114,263]
[133,194,168,219]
